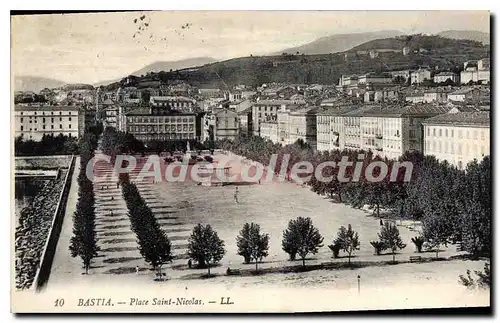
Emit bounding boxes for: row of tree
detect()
[68,127,101,274]
[216,135,491,259]
[119,172,173,279]
[15,134,79,156]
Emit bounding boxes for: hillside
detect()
[349,34,485,52]
[102,35,490,90]
[14,76,66,93]
[95,57,217,86]
[437,30,490,44]
[274,30,404,55]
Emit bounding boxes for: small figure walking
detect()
[380,218,383,226]
[234,186,239,204]
[135,266,140,275]
[111,196,114,201]
[116,182,119,189]
[188,259,192,269]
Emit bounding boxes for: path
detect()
[47,157,81,288]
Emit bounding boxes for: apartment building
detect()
[214,108,239,141]
[123,106,200,142]
[251,100,294,136]
[149,96,196,111]
[288,107,318,149]
[433,72,459,84]
[14,105,81,141]
[423,111,490,169]
[316,105,357,152]
[410,69,432,84]
[260,121,279,143]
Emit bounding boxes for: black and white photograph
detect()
[10,10,491,313]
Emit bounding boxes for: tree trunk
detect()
[302,257,305,268]
[158,265,162,280]
[348,253,351,265]
[436,248,439,259]
[376,203,380,218]
[255,260,258,272]
[207,263,211,276]
[392,251,395,263]
[338,192,342,203]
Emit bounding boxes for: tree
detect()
[139,228,173,279]
[370,241,386,255]
[378,222,406,262]
[282,217,323,268]
[411,236,425,253]
[422,212,450,259]
[188,224,226,276]
[236,223,252,264]
[236,223,269,271]
[459,263,491,289]
[334,224,360,265]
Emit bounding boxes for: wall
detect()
[33,155,76,291]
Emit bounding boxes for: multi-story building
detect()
[316,105,357,151]
[252,100,294,136]
[423,111,490,170]
[198,88,223,99]
[288,107,318,149]
[460,58,490,84]
[433,72,459,84]
[123,106,200,142]
[389,69,413,83]
[214,108,239,141]
[357,73,393,86]
[149,96,196,111]
[238,107,253,136]
[366,104,455,160]
[410,68,432,84]
[103,105,118,128]
[260,121,279,143]
[332,104,455,160]
[423,89,450,103]
[448,88,489,102]
[14,105,81,141]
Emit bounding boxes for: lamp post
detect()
[357,275,361,295]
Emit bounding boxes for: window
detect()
[59,117,62,121]
[445,129,448,137]
[59,111,62,115]
[51,125,54,129]
[433,128,436,136]
[59,124,62,129]
[439,129,442,137]
[20,125,23,131]
[451,129,454,138]
[69,124,71,129]
[20,118,23,122]
[69,117,71,121]
[43,118,46,123]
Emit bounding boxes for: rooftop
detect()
[15,105,80,112]
[423,111,490,127]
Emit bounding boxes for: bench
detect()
[226,269,241,276]
[409,256,422,263]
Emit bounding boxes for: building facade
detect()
[214,108,239,141]
[124,106,199,142]
[423,111,490,169]
[14,105,81,141]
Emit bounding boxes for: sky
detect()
[11,11,490,85]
